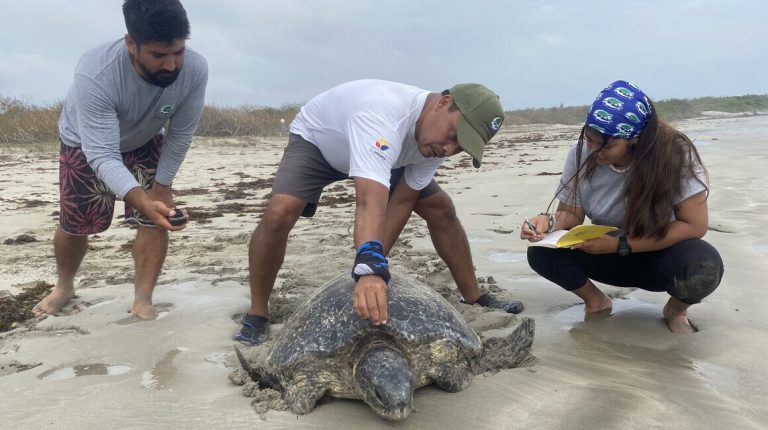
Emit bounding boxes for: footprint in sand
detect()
[467,234,493,244]
[551,297,665,331]
[489,228,514,234]
[319,232,347,245]
[544,289,636,317]
[203,351,232,370]
[114,302,175,325]
[57,296,116,316]
[0,361,43,377]
[0,343,21,357]
[485,250,526,263]
[24,327,90,339]
[471,212,505,217]
[38,362,131,380]
[140,347,186,389]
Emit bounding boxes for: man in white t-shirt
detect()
[235,79,523,345]
[32,0,208,320]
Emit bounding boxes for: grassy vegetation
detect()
[0,95,61,145]
[507,94,768,124]
[2,93,767,145]
[196,103,300,136]
[505,105,589,125]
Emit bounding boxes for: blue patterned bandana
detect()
[585,80,652,139]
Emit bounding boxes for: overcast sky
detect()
[0,0,765,110]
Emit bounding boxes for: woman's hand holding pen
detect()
[520,214,550,241]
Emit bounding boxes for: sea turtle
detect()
[235,272,535,421]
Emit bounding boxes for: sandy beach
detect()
[1,115,767,429]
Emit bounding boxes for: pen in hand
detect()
[524,217,537,232]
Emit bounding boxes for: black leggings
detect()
[527,239,724,305]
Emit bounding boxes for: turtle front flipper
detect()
[473,317,536,373]
[234,346,283,391]
[433,363,472,392]
[284,374,328,415]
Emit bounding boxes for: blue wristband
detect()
[352,240,391,283]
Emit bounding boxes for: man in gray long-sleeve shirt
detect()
[33,0,208,320]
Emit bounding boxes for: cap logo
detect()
[615,123,635,136]
[603,97,623,110]
[160,104,175,115]
[588,124,607,134]
[487,116,503,136]
[636,101,650,116]
[624,111,641,123]
[593,109,613,124]
[614,87,634,99]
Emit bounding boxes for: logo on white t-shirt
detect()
[375,138,389,151]
[370,138,390,160]
[160,104,176,115]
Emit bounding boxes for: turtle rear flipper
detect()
[474,317,535,373]
[234,346,283,390]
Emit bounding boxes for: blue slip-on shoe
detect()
[234,313,270,346]
[463,293,524,314]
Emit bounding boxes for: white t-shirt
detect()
[289,79,444,191]
[556,142,708,228]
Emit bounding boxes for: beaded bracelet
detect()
[539,212,556,233]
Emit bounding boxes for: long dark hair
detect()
[550,99,708,238]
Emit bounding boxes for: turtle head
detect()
[354,343,414,421]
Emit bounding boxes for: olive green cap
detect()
[450,83,504,168]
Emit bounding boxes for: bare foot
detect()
[585,306,613,321]
[663,297,697,334]
[131,300,159,320]
[573,281,613,318]
[664,315,697,333]
[585,294,613,315]
[33,286,76,319]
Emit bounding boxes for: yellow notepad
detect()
[529,224,619,248]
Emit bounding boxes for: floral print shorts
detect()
[58,135,164,235]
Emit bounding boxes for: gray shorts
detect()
[273,133,442,217]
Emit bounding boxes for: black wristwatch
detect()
[617,235,631,257]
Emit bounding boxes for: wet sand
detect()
[1,115,766,429]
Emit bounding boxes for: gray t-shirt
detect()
[556,143,707,228]
[59,39,208,198]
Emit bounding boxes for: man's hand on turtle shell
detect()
[353,275,388,325]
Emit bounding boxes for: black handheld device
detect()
[168,208,188,226]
